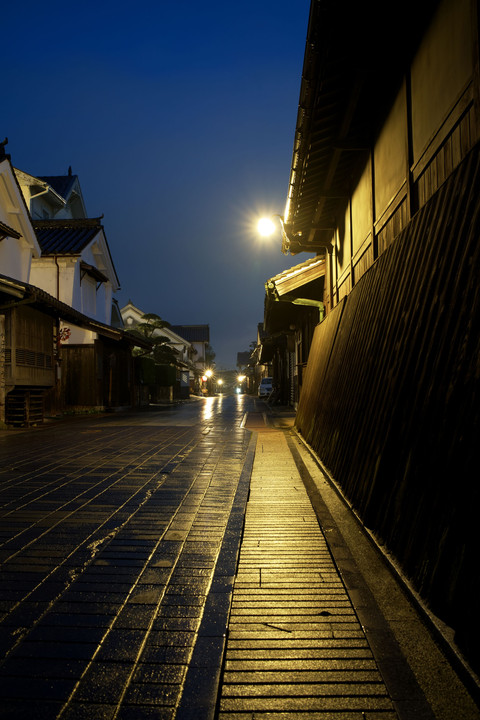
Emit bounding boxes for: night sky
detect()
[2,1,312,369]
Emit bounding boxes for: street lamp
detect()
[202,368,213,396]
[236,374,246,395]
[257,217,277,236]
[257,214,284,238]
[256,213,305,255]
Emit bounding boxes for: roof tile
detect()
[33,219,101,255]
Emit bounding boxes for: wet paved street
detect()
[0,396,253,719]
[218,428,396,718]
[1,395,479,719]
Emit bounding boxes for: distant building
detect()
[169,325,210,375]
[236,351,251,369]
[121,301,197,397]
[262,256,325,406]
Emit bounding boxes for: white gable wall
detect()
[30,230,117,333]
[30,194,65,220]
[0,159,40,282]
[0,236,32,283]
[29,257,76,306]
[15,169,88,221]
[14,169,65,220]
[81,237,116,326]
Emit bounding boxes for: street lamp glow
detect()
[257,217,276,237]
[205,369,213,377]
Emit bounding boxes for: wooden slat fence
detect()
[296,143,480,674]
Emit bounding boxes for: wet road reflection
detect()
[85,393,252,429]
[0,392,260,718]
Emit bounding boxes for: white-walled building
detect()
[15,167,87,220]
[1,149,142,421]
[121,301,196,364]
[0,157,41,283]
[30,218,120,343]
[169,324,210,375]
[15,168,120,344]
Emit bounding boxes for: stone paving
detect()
[1,397,479,719]
[0,398,252,719]
[218,426,397,719]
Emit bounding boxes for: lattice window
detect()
[15,348,53,368]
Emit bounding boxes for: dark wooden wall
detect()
[5,306,54,387]
[61,340,133,409]
[61,345,99,407]
[296,143,480,672]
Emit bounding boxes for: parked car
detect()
[258,377,273,397]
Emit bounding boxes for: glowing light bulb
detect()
[257,217,276,236]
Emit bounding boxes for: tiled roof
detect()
[170,325,210,343]
[33,219,101,255]
[266,256,325,298]
[38,174,77,200]
[0,273,150,348]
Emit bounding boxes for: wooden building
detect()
[0,274,150,425]
[1,148,54,426]
[1,288,55,426]
[284,0,480,675]
[1,147,151,424]
[262,256,325,406]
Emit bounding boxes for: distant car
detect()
[258,377,273,397]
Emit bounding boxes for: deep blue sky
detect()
[2,0,312,369]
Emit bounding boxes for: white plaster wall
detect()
[53,206,75,220]
[30,196,52,220]
[104,285,113,321]
[30,257,76,306]
[61,322,97,345]
[1,163,41,269]
[81,275,97,317]
[81,244,96,266]
[101,282,113,326]
[0,237,31,282]
[29,259,58,297]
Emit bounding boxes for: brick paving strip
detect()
[0,407,254,720]
[218,427,400,719]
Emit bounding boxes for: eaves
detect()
[0,273,150,349]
